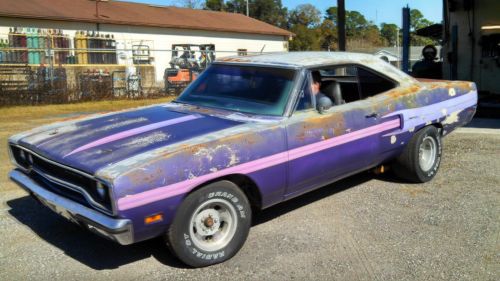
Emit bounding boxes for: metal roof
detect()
[217,51,417,85]
[0,0,292,37]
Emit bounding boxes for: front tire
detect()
[392,126,442,183]
[166,181,251,267]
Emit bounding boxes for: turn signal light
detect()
[145,213,163,225]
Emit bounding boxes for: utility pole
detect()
[402,5,410,73]
[396,29,400,68]
[246,0,249,17]
[338,0,346,51]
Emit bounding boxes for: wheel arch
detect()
[413,122,443,135]
[431,122,444,135]
[186,174,263,212]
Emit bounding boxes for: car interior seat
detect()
[323,81,345,106]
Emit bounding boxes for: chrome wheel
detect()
[419,136,437,172]
[189,198,238,252]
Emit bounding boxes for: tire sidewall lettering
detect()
[182,188,249,261]
[182,232,226,261]
[206,191,246,219]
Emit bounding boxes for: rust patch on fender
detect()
[296,113,345,142]
[386,85,421,99]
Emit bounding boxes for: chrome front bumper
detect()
[9,169,134,245]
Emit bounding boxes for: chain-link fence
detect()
[0,28,272,106]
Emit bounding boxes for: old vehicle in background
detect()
[8,52,477,267]
[164,44,215,94]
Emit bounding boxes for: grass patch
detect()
[0,97,175,191]
[0,97,174,123]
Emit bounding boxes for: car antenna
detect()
[260,44,266,54]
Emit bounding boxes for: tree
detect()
[380,23,399,46]
[225,0,246,14]
[410,9,433,31]
[363,24,384,46]
[324,6,338,25]
[324,7,371,38]
[225,0,288,28]
[289,24,320,51]
[289,4,321,27]
[409,9,435,46]
[204,0,224,11]
[250,0,288,28]
[345,11,369,37]
[181,0,203,9]
[287,4,321,51]
[319,19,337,50]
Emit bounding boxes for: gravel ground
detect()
[0,130,498,281]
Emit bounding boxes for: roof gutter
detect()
[0,13,293,37]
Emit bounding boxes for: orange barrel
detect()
[75,31,82,64]
[82,31,88,64]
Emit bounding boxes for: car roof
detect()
[216,51,417,85]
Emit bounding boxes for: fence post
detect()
[48,32,54,87]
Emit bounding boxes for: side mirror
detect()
[317,98,332,114]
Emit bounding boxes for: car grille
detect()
[9,144,114,215]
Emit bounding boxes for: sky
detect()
[120,0,443,27]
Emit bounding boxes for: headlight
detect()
[19,149,26,161]
[9,145,30,170]
[96,182,107,199]
[8,144,17,165]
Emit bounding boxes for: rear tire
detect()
[166,181,251,267]
[392,126,442,183]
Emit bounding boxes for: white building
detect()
[0,0,292,83]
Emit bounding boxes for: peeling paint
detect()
[22,124,80,144]
[117,132,170,148]
[442,110,461,125]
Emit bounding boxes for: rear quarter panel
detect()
[375,79,477,161]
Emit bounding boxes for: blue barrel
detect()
[0,39,4,63]
[27,28,34,64]
[39,29,46,64]
[31,28,40,64]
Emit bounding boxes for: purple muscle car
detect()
[8,52,477,267]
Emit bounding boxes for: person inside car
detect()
[311,71,333,111]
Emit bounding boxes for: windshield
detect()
[176,64,297,116]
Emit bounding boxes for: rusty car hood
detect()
[14,104,245,174]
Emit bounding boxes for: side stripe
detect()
[117,118,400,211]
[64,115,202,157]
[383,90,478,133]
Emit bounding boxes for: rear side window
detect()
[357,67,396,98]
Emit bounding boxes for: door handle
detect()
[365,112,379,118]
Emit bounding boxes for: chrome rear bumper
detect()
[9,169,134,245]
